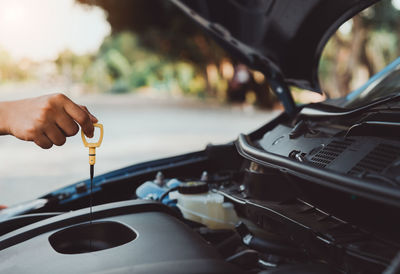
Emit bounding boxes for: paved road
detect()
[0,85,279,206]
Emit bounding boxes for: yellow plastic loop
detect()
[81,123,103,165]
[81,123,103,148]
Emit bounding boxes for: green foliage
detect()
[55,31,212,96]
[74,0,230,98]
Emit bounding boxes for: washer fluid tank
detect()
[170,181,239,229]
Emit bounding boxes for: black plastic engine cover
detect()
[0,200,240,274]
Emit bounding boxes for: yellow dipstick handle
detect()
[81,123,104,165]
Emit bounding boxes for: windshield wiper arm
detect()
[346,121,400,138]
[298,93,400,119]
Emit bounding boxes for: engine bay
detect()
[0,102,400,273]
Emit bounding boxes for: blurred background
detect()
[0,0,399,205]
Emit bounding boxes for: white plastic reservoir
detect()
[170,185,239,229]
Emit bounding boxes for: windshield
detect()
[318,0,400,105]
[344,59,400,109]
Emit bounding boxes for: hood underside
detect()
[171,0,379,98]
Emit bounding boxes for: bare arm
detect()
[0,93,98,149]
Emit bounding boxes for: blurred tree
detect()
[77,0,226,76]
[76,0,400,103]
[76,0,276,107]
[320,0,400,97]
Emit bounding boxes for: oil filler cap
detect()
[178,181,208,194]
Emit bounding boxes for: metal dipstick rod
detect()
[81,123,104,226]
[90,164,94,224]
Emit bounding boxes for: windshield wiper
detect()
[298,93,400,119]
[346,121,400,138]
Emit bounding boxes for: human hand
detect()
[0,93,98,149]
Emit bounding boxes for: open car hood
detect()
[171,0,379,114]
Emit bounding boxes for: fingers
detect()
[34,116,74,148]
[55,111,79,137]
[63,99,94,138]
[45,125,67,146]
[80,105,98,123]
[3,93,99,149]
[34,133,53,149]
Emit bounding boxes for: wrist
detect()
[0,101,12,135]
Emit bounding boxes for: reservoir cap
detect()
[178,181,208,194]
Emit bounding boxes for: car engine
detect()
[0,97,399,273]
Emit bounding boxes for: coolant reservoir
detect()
[169,182,239,229]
